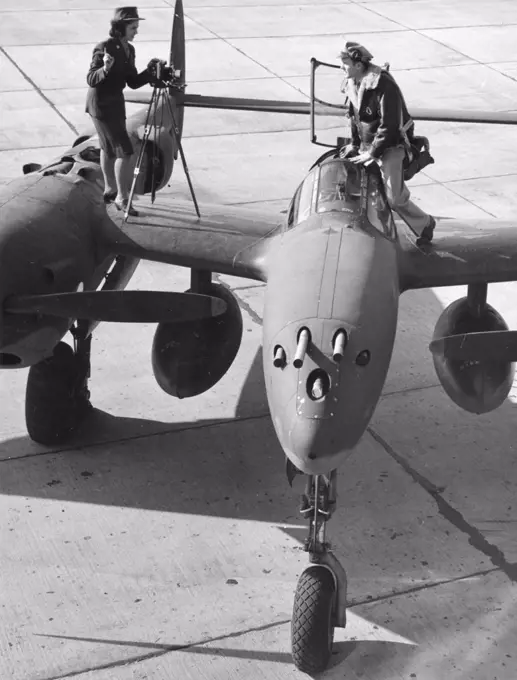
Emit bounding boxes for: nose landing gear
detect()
[291,470,348,674]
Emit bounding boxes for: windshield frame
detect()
[315,159,396,240]
[315,159,367,217]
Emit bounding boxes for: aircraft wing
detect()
[103,196,283,282]
[399,218,517,291]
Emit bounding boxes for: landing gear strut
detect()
[291,470,347,674]
[25,322,92,445]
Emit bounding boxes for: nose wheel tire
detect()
[25,341,90,445]
[291,565,336,674]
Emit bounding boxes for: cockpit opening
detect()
[286,158,396,239]
[316,161,363,214]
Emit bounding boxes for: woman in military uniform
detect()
[86,7,152,216]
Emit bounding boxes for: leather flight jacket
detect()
[342,65,414,160]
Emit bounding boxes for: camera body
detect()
[155,60,174,84]
[148,59,178,88]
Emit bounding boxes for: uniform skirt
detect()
[90,116,133,159]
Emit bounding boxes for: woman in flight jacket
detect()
[86,6,152,216]
[339,41,436,245]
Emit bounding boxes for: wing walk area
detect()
[399,217,517,290]
[104,195,283,282]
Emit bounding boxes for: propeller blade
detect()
[4,290,226,323]
[429,330,517,362]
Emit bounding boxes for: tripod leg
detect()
[125,86,159,221]
[165,93,201,218]
[151,92,165,204]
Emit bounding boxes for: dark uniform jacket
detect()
[343,65,414,160]
[85,37,149,121]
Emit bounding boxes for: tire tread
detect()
[291,566,335,674]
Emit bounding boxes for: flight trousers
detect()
[377,146,432,236]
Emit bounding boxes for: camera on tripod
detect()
[148,59,176,88]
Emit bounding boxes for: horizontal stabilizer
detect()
[429,330,517,362]
[410,108,517,126]
[124,91,345,116]
[183,94,344,116]
[4,290,226,323]
[124,92,517,126]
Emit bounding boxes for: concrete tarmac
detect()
[2,1,517,678]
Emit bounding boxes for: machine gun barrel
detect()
[293,328,310,369]
[332,330,347,362]
[274,345,286,368]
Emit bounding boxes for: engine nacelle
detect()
[432,297,514,414]
[131,128,175,196]
[152,283,243,399]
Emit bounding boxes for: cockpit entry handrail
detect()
[309,57,348,149]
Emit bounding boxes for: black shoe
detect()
[114,199,139,217]
[103,190,117,204]
[416,216,436,246]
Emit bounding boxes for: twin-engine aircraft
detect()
[3,0,517,673]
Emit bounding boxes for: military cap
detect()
[338,41,374,62]
[113,7,145,21]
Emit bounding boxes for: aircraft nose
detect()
[262,221,400,475]
[276,398,358,474]
[268,320,367,474]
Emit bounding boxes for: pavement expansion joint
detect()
[185,126,342,139]
[348,566,499,609]
[234,294,263,326]
[215,275,264,326]
[381,382,440,398]
[368,426,517,583]
[39,618,290,680]
[229,282,266,292]
[0,47,78,136]
[429,176,498,218]
[445,171,517,185]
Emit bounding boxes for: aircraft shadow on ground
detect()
[4,287,517,677]
[5,286,517,578]
[3,287,517,520]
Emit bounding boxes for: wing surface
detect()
[103,196,283,282]
[399,218,517,291]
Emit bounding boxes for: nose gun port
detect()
[307,368,331,401]
[293,328,311,369]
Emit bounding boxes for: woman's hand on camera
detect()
[103,49,115,72]
[147,58,162,72]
